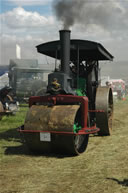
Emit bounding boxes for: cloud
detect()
[0,7,59,65]
[1,7,54,29]
[7,0,53,6]
[53,0,128,34]
[0,33,52,65]
[1,1,128,65]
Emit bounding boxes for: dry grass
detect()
[0,100,128,193]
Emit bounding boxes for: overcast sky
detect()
[0,0,128,66]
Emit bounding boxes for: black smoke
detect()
[52,0,127,32]
[53,0,85,29]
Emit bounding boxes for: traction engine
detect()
[20,30,114,155]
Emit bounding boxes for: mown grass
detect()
[0,99,128,193]
[0,106,28,161]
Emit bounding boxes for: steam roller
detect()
[20,30,114,155]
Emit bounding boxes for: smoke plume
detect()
[53,0,127,32]
[53,0,85,29]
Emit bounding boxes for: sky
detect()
[0,0,128,67]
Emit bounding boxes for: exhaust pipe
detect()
[59,30,71,75]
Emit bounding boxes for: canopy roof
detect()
[37,39,114,61]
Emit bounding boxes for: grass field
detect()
[0,100,128,193]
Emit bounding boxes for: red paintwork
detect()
[24,94,100,135]
[18,126,99,135]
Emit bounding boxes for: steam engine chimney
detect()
[59,30,71,75]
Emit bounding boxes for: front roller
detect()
[96,86,113,136]
[23,105,89,155]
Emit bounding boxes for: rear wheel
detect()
[74,135,89,154]
[73,109,89,155]
[96,86,113,136]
